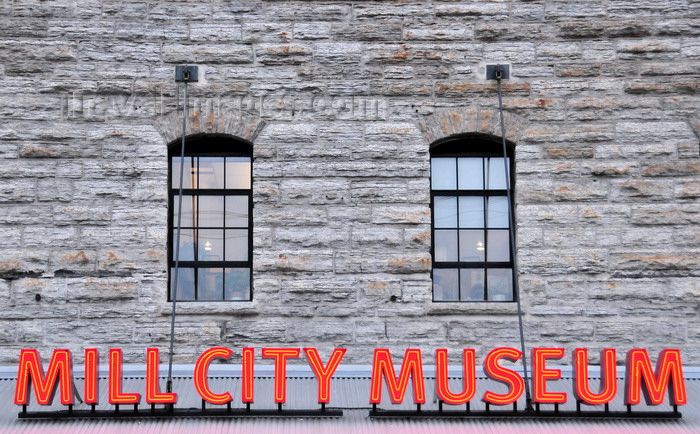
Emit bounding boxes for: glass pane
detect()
[458,158,484,190]
[458,197,484,228]
[172,229,195,261]
[433,268,459,301]
[171,157,195,189]
[226,157,252,189]
[172,195,195,228]
[225,196,249,228]
[459,230,485,262]
[225,268,250,300]
[487,230,511,262]
[487,197,510,228]
[198,157,225,189]
[488,268,513,301]
[170,267,195,301]
[434,230,458,262]
[434,196,457,228]
[198,196,224,228]
[198,229,224,261]
[460,269,485,301]
[486,157,510,190]
[431,158,456,190]
[198,268,223,301]
[225,229,249,261]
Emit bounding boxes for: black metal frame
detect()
[18,401,342,419]
[430,136,516,302]
[369,401,682,420]
[167,135,253,302]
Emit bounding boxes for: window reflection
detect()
[433,269,459,301]
[431,144,514,303]
[169,142,252,302]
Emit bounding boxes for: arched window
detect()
[168,135,252,301]
[430,136,515,302]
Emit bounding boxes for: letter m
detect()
[625,349,687,405]
[14,349,74,405]
[369,349,425,404]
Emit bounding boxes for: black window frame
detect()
[168,135,253,302]
[430,136,516,302]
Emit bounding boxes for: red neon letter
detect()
[14,349,74,405]
[573,348,617,405]
[532,348,566,404]
[84,348,99,405]
[261,348,301,403]
[369,349,426,404]
[108,349,141,404]
[482,347,525,405]
[435,349,476,405]
[625,349,687,405]
[304,348,346,403]
[242,347,255,403]
[145,348,177,404]
[194,347,233,405]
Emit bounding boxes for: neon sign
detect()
[14,347,687,419]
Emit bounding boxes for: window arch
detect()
[168,135,252,301]
[430,135,515,302]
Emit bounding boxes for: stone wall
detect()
[0,0,698,365]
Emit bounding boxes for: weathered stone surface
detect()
[0,0,697,366]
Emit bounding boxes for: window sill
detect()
[426,301,519,315]
[160,301,259,316]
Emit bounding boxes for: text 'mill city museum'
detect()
[0,0,698,431]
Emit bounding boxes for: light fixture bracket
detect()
[175,65,199,83]
[486,64,510,80]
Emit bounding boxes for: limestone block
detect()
[634,322,686,345]
[607,0,689,18]
[293,22,331,40]
[354,3,433,21]
[477,23,552,41]
[536,42,582,61]
[594,322,636,344]
[255,44,312,65]
[484,42,536,63]
[79,226,146,249]
[435,3,509,19]
[355,321,388,344]
[190,24,243,42]
[448,319,523,343]
[611,179,674,202]
[97,248,166,273]
[224,319,287,342]
[149,3,212,21]
[254,249,334,273]
[519,248,608,275]
[630,204,699,225]
[280,179,350,205]
[275,226,349,249]
[350,226,403,249]
[314,43,363,64]
[511,3,545,21]
[334,250,431,274]
[404,23,474,41]
[675,181,700,200]
[641,161,699,177]
[265,3,350,21]
[610,252,699,277]
[255,205,327,227]
[280,276,357,304]
[545,2,606,19]
[386,321,446,344]
[330,23,403,41]
[286,320,353,343]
